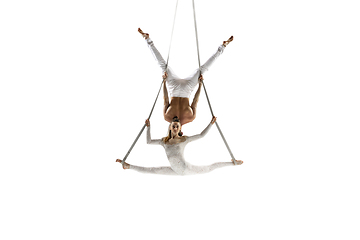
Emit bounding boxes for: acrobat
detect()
[116,116,243,175]
[139,28,233,125]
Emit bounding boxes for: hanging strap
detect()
[192,0,237,162]
[192,0,201,68]
[121,80,163,163]
[122,0,179,163]
[166,0,179,70]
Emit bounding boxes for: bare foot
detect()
[223,36,233,47]
[138,28,149,39]
[231,159,243,165]
[116,159,130,169]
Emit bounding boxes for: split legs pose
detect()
[116,159,242,176]
[116,159,237,176]
[138,28,233,125]
[116,117,243,176]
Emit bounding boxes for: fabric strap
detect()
[123,0,238,164]
[122,0,179,163]
[192,0,237,161]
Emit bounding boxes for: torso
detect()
[166,136,187,145]
[164,97,194,125]
[162,136,189,175]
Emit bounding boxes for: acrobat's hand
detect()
[211,116,217,124]
[223,36,233,47]
[162,72,168,81]
[145,119,150,127]
[138,28,149,39]
[198,74,204,83]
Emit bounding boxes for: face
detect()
[169,122,181,135]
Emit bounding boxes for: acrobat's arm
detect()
[145,119,163,145]
[163,72,170,115]
[186,117,216,143]
[190,74,203,116]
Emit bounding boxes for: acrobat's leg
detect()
[187,162,235,175]
[198,46,225,74]
[130,165,178,175]
[185,37,230,91]
[198,36,233,74]
[117,159,178,175]
[138,28,167,73]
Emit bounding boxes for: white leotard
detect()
[127,123,234,175]
[146,38,225,98]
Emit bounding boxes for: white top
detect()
[147,123,213,175]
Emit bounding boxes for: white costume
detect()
[127,123,234,175]
[146,38,225,98]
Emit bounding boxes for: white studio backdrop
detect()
[0,0,359,239]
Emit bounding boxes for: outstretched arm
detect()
[145,119,163,145]
[163,72,170,115]
[186,117,217,143]
[139,28,167,73]
[190,75,203,117]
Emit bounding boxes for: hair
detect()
[162,116,183,143]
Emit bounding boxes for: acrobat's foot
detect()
[223,36,233,47]
[138,28,149,39]
[231,159,243,165]
[116,159,130,169]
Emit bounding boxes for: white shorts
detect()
[146,38,225,98]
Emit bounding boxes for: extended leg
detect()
[130,165,178,175]
[116,159,177,175]
[199,36,233,74]
[139,28,167,73]
[186,162,235,175]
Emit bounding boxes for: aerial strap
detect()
[166,0,179,70]
[192,0,201,68]
[122,0,179,163]
[192,0,238,162]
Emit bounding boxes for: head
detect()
[169,116,182,136]
[162,116,183,143]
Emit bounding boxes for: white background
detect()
[1,0,359,239]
